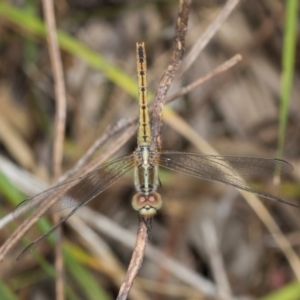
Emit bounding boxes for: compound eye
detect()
[131,192,163,216]
[132,193,146,212]
[148,192,163,210]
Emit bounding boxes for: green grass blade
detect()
[0,281,18,300]
[65,248,111,300]
[277,0,298,159]
[259,281,300,300]
[0,2,137,98]
[0,171,109,299]
[0,171,26,205]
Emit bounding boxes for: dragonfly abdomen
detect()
[136,42,152,147]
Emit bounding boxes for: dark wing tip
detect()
[274,158,294,173]
[16,242,36,261]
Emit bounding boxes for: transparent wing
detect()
[157,151,296,207]
[14,154,135,219]
[15,154,135,260]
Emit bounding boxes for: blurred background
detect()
[0,0,299,299]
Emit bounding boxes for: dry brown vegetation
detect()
[0,0,299,299]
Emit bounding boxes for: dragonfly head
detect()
[132,192,162,216]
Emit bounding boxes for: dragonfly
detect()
[14,42,296,258]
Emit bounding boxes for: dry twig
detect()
[151,0,192,149]
[117,217,151,300]
[165,54,242,105]
[116,1,192,298]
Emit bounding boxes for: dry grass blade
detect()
[165,54,242,105]
[178,0,240,78]
[42,0,67,178]
[42,0,67,298]
[201,218,232,299]
[165,111,300,281]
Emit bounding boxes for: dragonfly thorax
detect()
[132,192,162,216]
[133,146,159,194]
